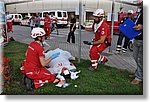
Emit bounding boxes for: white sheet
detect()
[45,48,76,74]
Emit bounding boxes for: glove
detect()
[50,52,60,59]
[83,41,93,45]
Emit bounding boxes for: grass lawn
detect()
[2,41,143,95]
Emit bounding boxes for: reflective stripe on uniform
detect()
[117,45,121,48]
[101,56,105,61]
[91,60,97,62]
[97,44,101,48]
[92,63,98,67]
[26,72,33,75]
[44,72,51,76]
[45,80,48,83]
[122,48,127,51]
[98,56,102,61]
[7,20,12,22]
[39,80,43,83]
[116,48,121,51]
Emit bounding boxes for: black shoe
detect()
[23,75,34,90]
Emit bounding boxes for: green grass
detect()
[2,41,143,95]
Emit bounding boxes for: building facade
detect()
[5,0,138,21]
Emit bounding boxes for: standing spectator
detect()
[67,14,76,43]
[6,12,13,33]
[6,11,15,41]
[116,10,135,54]
[83,9,111,70]
[29,14,35,30]
[50,14,59,34]
[44,12,51,39]
[35,13,40,27]
[131,0,143,85]
[50,14,55,31]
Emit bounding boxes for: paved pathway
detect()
[10,25,136,72]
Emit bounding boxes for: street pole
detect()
[27,2,30,16]
[78,0,82,63]
[109,0,115,52]
[61,0,62,10]
[97,0,99,8]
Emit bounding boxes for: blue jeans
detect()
[133,40,143,81]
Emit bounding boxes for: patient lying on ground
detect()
[45,48,80,87]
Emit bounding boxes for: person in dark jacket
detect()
[116,10,135,53]
[67,14,76,43]
[131,1,143,85]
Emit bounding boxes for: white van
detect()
[8,14,23,24]
[20,16,31,26]
[40,10,68,27]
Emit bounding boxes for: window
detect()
[10,15,13,18]
[49,12,55,16]
[19,15,21,18]
[57,12,62,17]
[15,15,19,18]
[63,12,67,17]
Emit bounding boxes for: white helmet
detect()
[93,9,104,17]
[31,28,46,38]
[128,10,133,14]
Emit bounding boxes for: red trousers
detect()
[25,68,56,89]
[44,27,51,38]
[7,22,13,32]
[89,44,108,69]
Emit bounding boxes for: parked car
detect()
[8,14,23,24]
[20,16,31,26]
[40,10,68,27]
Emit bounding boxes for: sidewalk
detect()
[11,25,136,73]
[43,39,136,73]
